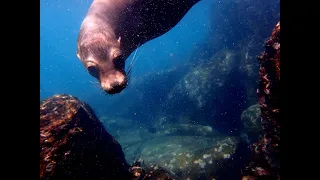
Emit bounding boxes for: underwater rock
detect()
[99,116,153,158]
[100,116,136,137]
[126,135,239,179]
[208,0,279,49]
[40,94,132,180]
[153,123,218,137]
[131,160,178,180]
[100,116,135,130]
[120,122,220,163]
[240,104,263,144]
[168,48,237,109]
[242,22,280,179]
[203,0,279,106]
[166,48,247,134]
[121,123,220,165]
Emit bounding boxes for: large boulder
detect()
[40,94,132,180]
[153,123,218,137]
[190,0,280,106]
[240,104,263,144]
[138,136,239,179]
[166,48,247,134]
[168,48,238,109]
[121,122,250,179]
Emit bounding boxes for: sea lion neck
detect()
[86,0,131,30]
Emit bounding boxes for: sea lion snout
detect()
[100,71,127,94]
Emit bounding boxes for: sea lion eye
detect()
[87,66,100,79]
[114,55,125,69]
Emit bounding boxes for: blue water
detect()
[41,0,280,130]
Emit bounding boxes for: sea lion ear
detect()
[76,51,80,59]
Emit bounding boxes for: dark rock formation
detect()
[133,136,251,180]
[40,94,132,180]
[127,135,239,180]
[131,160,176,180]
[242,22,280,179]
[167,48,247,134]
[152,123,218,137]
[116,120,244,179]
[240,104,263,144]
[193,0,280,106]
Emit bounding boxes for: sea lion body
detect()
[77,0,200,94]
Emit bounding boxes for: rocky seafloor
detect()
[40,93,262,180]
[99,102,262,179]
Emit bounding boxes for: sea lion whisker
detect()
[135,46,145,62]
[104,91,112,96]
[90,80,104,92]
[126,45,144,78]
[126,74,131,85]
[98,85,105,93]
[95,83,102,90]
[130,48,143,69]
[125,45,139,80]
[126,71,132,87]
[89,80,101,86]
[89,81,97,88]
[131,45,139,61]
[132,46,145,66]
[128,44,140,68]
[99,88,105,95]
[89,80,99,86]
[126,64,133,77]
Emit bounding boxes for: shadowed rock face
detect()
[242,22,280,179]
[40,94,131,180]
[116,120,252,179]
[138,136,239,179]
[241,104,263,144]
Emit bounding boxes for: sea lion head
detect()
[77,35,128,94]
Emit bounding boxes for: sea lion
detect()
[76,0,200,94]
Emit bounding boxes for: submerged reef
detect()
[40,94,175,180]
[107,119,250,179]
[242,22,280,179]
[240,104,263,144]
[136,136,239,179]
[168,48,238,109]
[167,47,247,134]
